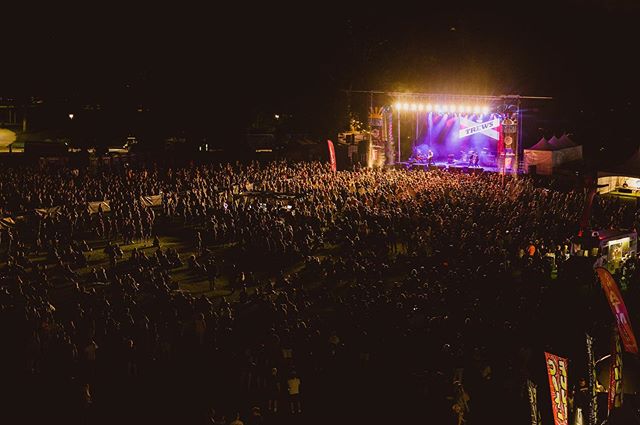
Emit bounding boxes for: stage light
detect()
[418,104,424,111]
[458,105,465,113]
[473,105,481,113]
[411,103,418,111]
[443,105,449,112]
[482,106,490,114]
[450,105,456,113]
[465,105,472,113]
[426,103,433,111]
[403,103,409,111]
[395,102,402,110]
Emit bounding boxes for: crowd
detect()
[1,161,638,424]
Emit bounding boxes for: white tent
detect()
[597,149,640,194]
[523,134,583,175]
[553,134,577,149]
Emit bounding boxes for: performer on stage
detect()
[427,149,434,166]
[473,152,479,167]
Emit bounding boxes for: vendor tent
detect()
[597,148,640,193]
[523,134,583,175]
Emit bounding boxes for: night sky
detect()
[1,2,639,160]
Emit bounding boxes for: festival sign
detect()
[545,352,569,425]
[327,140,337,172]
[586,333,598,425]
[458,117,501,140]
[595,267,638,354]
[608,328,623,413]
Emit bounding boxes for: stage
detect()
[396,160,508,174]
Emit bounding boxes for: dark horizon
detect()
[1,2,640,159]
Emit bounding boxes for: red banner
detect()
[596,267,639,354]
[327,139,337,172]
[608,327,624,413]
[545,352,569,425]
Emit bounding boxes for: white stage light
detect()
[411,103,418,111]
[426,104,433,111]
[482,106,490,114]
[395,102,402,110]
[418,104,424,111]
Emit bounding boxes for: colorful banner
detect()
[608,328,623,413]
[596,267,639,353]
[545,352,569,425]
[527,379,541,425]
[369,107,384,147]
[585,333,598,425]
[327,140,337,172]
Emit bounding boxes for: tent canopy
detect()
[553,134,577,149]
[528,137,554,151]
[600,148,640,178]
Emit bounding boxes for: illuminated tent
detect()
[523,134,583,175]
[597,148,640,193]
[0,128,17,151]
[551,134,577,149]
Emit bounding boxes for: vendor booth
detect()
[571,229,637,271]
[598,148,640,195]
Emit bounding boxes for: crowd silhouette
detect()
[1,161,639,424]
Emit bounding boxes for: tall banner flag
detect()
[527,379,542,425]
[585,334,598,425]
[545,352,569,425]
[608,327,623,414]
[595,267,638,353]
[327,140,337,172]
[369,107,386,167]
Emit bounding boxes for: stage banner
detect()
[368,107,384,147]
[608,327,623,413]
[527,379,542,425]
[385,109,394,164]
[545,352,569,425]
[369,107,386,167]
[595,267,639,353]
[586,333,598,425]
[327,140,337,172]
[459,117,501,140]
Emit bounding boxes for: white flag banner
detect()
[459,118,501,140]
